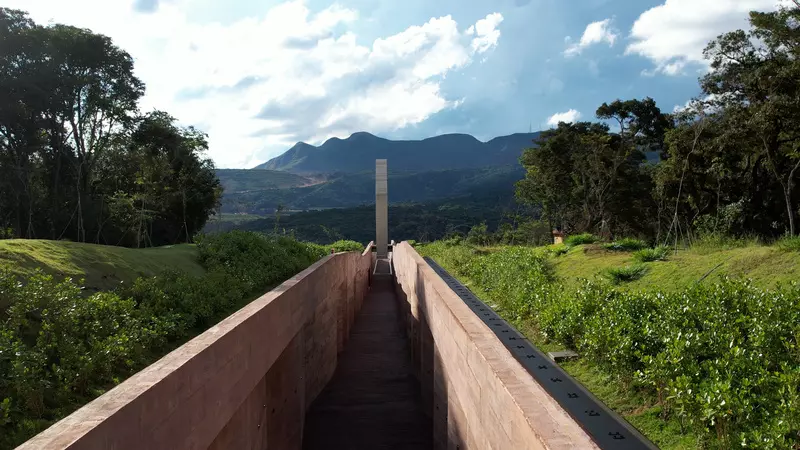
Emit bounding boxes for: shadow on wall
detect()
[393,258,467,449]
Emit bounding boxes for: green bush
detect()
[604,238,648,252]
[0,231,326,448]
[197,231,324,292]
[565,233,599,246]
[604,264,649,284]
[417,243,800,448]
[327,240,364,253]
[466,222,491,246]
[0,271,175,447]
[777,235,800,252]
[547,243,572,256]
[633,246,669,262]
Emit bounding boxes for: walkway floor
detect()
[303,274,432,450]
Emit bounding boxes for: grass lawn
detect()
[550,243,800,291]
[0,239,204,292]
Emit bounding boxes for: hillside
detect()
[0,240,204,293]
[220,166,524,214]
[418,240,800,449]
[552,243,800,291]
[218,193,519,244]
[256,131,540,173]
[215,169,313,194]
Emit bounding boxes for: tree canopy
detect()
[518,2,800,241]
[0,8,221,246]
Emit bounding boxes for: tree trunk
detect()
[784,188,795,236]
[183,190,189,243]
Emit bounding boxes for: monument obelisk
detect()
[375,159,388,257]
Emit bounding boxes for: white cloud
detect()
[7,0,503,168]
[565,18,618,57]
[626,0,789,76]
[546,109,582,126]
[470,12,504,53]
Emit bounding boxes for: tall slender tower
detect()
[375,159,388,257]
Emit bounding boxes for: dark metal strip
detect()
[424,257,659,450]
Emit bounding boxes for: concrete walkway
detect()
[303,274,432,450]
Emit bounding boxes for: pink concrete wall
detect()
[392,242,600,450]
[19,245,374,450]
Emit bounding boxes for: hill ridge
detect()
[255,131,541,174]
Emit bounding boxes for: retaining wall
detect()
[392,242,600,450]
[19,245,374,450]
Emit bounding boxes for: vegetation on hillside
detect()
[218,166,523,215]
[0,231,332,449]
[0,9,220,247]
[215,169,312,194]
[219,194,549,245]
[420,241,800,449]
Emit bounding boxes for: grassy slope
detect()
[216,168,312,193]
[0,240,204,292]
[553,244,800,290]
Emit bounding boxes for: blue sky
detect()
[5,0,786,167]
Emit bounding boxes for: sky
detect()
[2,0,788,168]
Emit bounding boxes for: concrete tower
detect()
[375,159,388,257]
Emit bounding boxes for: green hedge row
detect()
[0,231,337,449]
[420,242,800,449]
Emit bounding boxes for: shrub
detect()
[547,243,572,256]
[418,243,800,448]
[466,222,491,246]
[776,235,800,252]
[633,246,669,262]
[604,264,649,284]
[565,233,599,246]
[604,238,648,252]
[0,270,174,442]
[0,231,326,448]
[197,231,324,292]
[327,240,364,253]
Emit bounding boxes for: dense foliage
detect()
[421,242,800,448]
[517,3,800,242]
[214,194,547,245]
[0,231,327,448]
[0,9,221,247]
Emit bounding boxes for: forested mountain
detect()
[220,166,523,214]
[212,191,532,244]
[256,131,540,173]
[219,131,536,214]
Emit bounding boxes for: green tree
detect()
[701,3,800,235]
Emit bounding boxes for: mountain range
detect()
[214,131,540,215]
[255,131,541,173]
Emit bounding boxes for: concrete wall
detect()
[19,245,374,450]
[392,242,600,450]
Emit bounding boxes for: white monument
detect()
[376,159,388,257]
